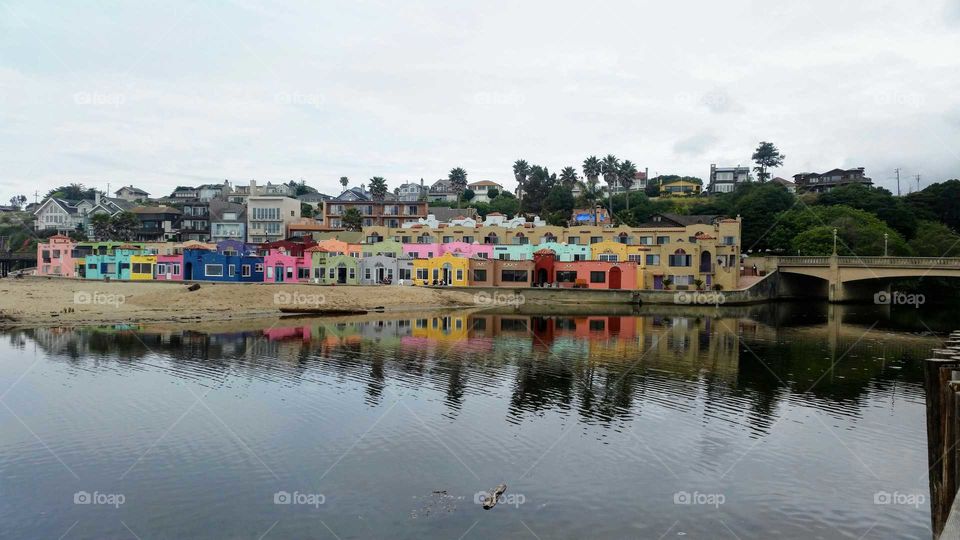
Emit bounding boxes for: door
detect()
[275,265,284,282]
[338,266,347,284]
[184,262,193,280]
[537,268,548,285]
[609,267,622,289]
[653,275,663,290]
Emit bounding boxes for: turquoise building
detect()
[534,242,590,262]
[84,248,142,280]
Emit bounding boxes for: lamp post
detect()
[884,233,888,256]
[832,228,838,255]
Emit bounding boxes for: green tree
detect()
[448,167,468,208]
[559,167,579,190]
[8,195,27,210]
[287,181,315,196]
[644,180,660,198]
[462,188,475,202]
[109,211,139,241]
[489,193,520,217]
[342,207,363,231]
[300,203,314,218]
[339,176,349,190]
[368,176,388,201]
[486,188,499,200]
[731,183,796,251]
[815,184,918,239]
[520,165,557,214]
[769,205,909,256]
[90,213,112,240]
[543,185,575,225]
[909,220,960,256]
[600,154,620,216]
[512,160,530,201]
[45,183,98,200]
[905,179,960,232]
[751,141,785,183]
[618,160,638,211]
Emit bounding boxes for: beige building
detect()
[362,214,743,290]
[247,196,301,243]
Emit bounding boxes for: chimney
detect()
[95,191,101,205]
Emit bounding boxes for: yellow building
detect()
[411,253,469,286]
[129,254,157,280]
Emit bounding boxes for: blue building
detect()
[182,249,264,282]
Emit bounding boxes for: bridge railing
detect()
[773,256,960,268]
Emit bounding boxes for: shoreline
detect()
[0,277,481,328]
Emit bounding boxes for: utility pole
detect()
[895,168,901,196]
[915,174,921,192]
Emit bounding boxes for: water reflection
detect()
[11,305,933,431]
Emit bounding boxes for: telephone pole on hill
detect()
[915,174,921,192]
[895,168,901,196]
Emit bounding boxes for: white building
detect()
[466,180,504,202]
[708,164,752,194]
[246,196,301,243]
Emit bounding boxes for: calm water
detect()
[0,302,951,539]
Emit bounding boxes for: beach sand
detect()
[0,277,480,327]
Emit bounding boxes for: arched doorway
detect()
[609,267,622,289]
[275,264,284,282]
[537,268,548,285]
[337,263,348,284]
[700,250,712,272]
[441,263,452,283]
[485,233,499,245]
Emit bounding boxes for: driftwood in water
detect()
[482,484,507,510]
[279,307,367,316]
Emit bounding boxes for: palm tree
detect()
[559,167,579,191]
[369,177,388,201]
[513,160,530,201]
[339,176,349,190]
[601,154,620,218]
[582,156,601,191]
[448,167,468,208]
[618,160,638,211]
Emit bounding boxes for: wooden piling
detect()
[925,357,960,537]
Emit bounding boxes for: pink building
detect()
[439,241,492,259]
[551,260,639,290]
[36,235,77,277]
[264,248,310,283]
[403,243,440,259]
[155,254,184,281]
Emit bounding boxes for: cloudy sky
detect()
[1,0,958,204]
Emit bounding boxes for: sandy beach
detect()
[0,276,480,327]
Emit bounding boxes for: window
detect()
[156,263,166,275]
[477,252,488,259]
[668,250,692,267]
[568,236,580,245]
[255,263,264,273]
[443,236,454,243]
[400,268,411,280]
[498,253,510,261]
[266,266,274,278]
[286,267,294,279]
[598,254,618,262]
[206,264,224,277]
[640,236,653,245]
[556,271,577,282]
[456,269,463,281]
[473,269,487,282]
[656,236,670,245]
[172,263,181,275]
[723,236,736,245]
[348,268,355,279]
[416,268,428,280]
[628,254,642,262]
[298,267,310,279]
[462,236,473,244]
[590,271,606,283]
[573,254,584,261]
[500,270,528,282]
[364,268,371,280]
[590,236,603,244]
[242,265,251,277]
[646,254,660,265]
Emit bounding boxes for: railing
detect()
[774,256,960,268]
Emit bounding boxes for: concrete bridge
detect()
[770,255,960,302]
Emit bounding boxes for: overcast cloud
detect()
[1,0,958,203]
